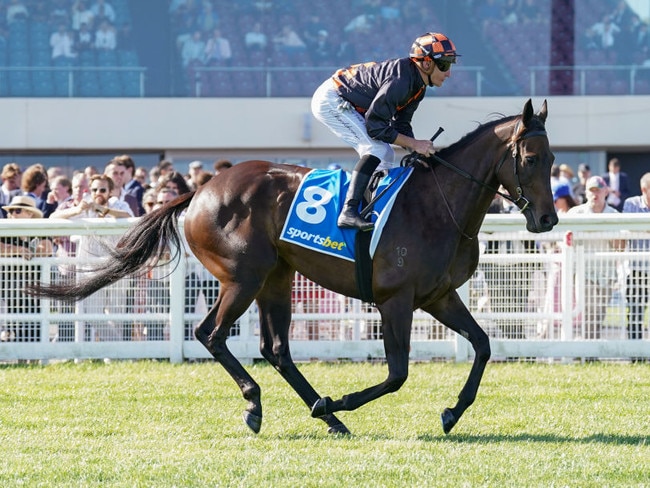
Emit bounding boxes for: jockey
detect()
[311,32,459,231]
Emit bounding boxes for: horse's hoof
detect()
[441,408,457,435]
[243,411,262,434]
[311,396,332,418]
[327,423,351,435]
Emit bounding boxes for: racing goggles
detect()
[433,56,456,72]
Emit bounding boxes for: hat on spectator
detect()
[189,160,203,170]
[578,163,590,173]
[552,182,571,201]
[2,195,43,217]
[586,175,607,190]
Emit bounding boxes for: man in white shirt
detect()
[181,30,205,67]
[204,28,232,64]
[50,24,76,60]
[95,19,116,50]
[245,22,267,50]
[568,176,623,340]
[105,159,139,216]
[54,174,131,341]
[590,14,621,50]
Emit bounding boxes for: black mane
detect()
[437,114,519,159]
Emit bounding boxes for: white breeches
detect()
[311,79,395,171]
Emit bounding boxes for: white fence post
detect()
[168,244,186,364]
[561,232,574,341]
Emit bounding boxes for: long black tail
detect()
[28,191,195,301]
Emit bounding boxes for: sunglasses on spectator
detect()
[91,187,108,193]
[8,208,23,215]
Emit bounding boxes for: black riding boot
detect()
[337,170,374,231]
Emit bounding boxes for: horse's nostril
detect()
[540,213,558,229]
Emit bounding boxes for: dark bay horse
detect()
[33,99,557,435]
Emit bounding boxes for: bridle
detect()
[414,120,547,238]
[494,126,548,212]
[423,122,548,212]
[362,119,548,238]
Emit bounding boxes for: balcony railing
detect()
[191,65,486,98]
[530,64,650,96]
[0,66,147,97]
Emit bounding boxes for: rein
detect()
[360,127,446,219]
[421,125,547,239]
[427,128,547,212]
[359,123,547,237]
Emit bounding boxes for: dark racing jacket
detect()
[332,57,427,144]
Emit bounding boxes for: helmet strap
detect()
[417,58,435,87]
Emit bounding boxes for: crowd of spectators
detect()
[581,2,650,65]
[1,0,648,97]
[2,154,648,346]
[173,0,650,96]
[0,156,233,342]
[470,0,650,95]
[0,0,133,62]
[170,0,439,94]
[474,0,650,66]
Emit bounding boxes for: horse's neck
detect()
[437,134,509,237]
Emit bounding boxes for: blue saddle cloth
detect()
[279,166,413,262]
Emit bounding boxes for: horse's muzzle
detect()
[527,211,558,233]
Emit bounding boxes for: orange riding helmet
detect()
[409,32,460,71]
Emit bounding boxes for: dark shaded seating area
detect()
[1,0,648,97]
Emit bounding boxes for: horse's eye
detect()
[524,156,536,166]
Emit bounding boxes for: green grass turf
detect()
[0,361,648,487]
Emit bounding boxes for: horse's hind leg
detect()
[194,281,266,433]
[256,262,350,435]
[310,296,413,420]
[423,290,491,434]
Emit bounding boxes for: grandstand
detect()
[0,0,648,97]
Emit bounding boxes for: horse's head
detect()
[497,99,558,233]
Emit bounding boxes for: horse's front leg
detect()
[423,290,491,434]
[311,298,412,419]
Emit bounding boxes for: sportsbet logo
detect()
[285,227,346,251]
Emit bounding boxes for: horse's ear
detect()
[521,99,534,127]
[537,99,548,123]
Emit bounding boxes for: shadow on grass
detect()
[273,431,648,446]
[418,432,649,445]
